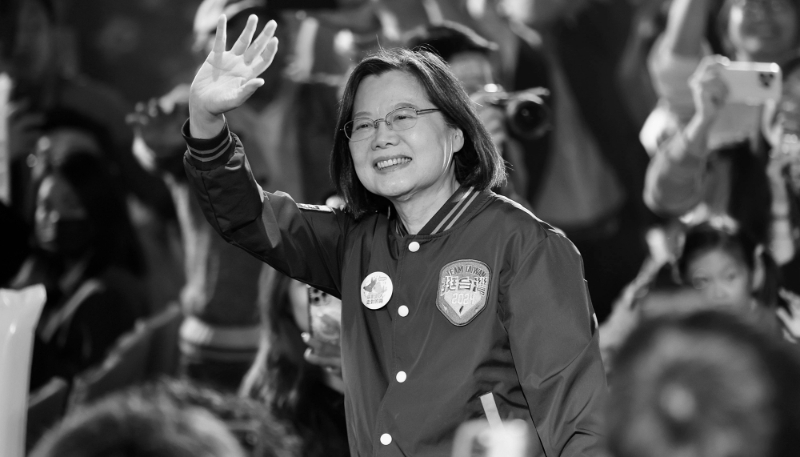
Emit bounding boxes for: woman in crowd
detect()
[240,268,349,457]
[642,0,800,278]
[12,149,148,390]
[180,15,605,457]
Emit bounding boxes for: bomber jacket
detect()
[182,120,607,457]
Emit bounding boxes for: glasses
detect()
[344,107,440,142]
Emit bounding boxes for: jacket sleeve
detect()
[501,232,607,456]
[181,119,346,296]
[644,131,709,216]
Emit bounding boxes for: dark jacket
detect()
[182,122,607,457]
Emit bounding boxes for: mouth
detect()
[374,156,412,171]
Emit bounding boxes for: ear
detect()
[451,127,465,153]
[751,244,766,291]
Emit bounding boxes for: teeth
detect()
[376,157,411,170]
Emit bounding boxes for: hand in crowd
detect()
[7,101,45,161]
[470,92,508,153]
[689,56,730,127]
[129,85,191,161]
[777,289,800,341]
[302,332,342,377]
[767,146,800,200]
[189,14,278,138]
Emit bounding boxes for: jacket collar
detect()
[392,185,485,237]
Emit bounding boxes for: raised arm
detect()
[645,56,729,215]
[189,14,279,139]
[659,0,713,60]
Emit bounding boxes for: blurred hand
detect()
[301,332,343,379]
[129,86,190,160]
[777,289,800,341]
[471,92,508,152]
[766,145,800,197]
[189,15,279,128]
[7,101,45,161]
[689,56,730,125]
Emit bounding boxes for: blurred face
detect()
[10,0,53,84]
[449,52,494,94]
[33,128,102,180]
[686,249,753,309]
[35,174,92,256]
[348,70,463,203]
[499,0,587,27]
[727,0,798,62]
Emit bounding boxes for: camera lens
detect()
[505,94,550,141]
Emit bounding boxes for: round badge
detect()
[360,272,393,310]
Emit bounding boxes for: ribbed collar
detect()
[393,186,483,237]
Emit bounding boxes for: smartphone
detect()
[450,419,530,457]
[307,286,342,357]
[718,61,782,105]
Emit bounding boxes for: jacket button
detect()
[380,433,392,445]
[398,305,409,317]
[396,371,407,383]
[408,241,420,252]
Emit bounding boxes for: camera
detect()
[480,84,551,141]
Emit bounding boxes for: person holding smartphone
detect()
[181,15,605,457]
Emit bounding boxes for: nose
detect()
[707,281,732,303]
[371,119,396,149]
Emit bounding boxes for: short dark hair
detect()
[138,379,301,457]
[607,311,800,457]
[330,48,506,219]
[29,389,245,457]
[677,220,779,308]
[402,21,498,63]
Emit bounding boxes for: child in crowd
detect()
[601,218,799,373]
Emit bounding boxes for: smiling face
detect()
[727,0,798,62]
[686,249,753,309]
[348,70,463,204]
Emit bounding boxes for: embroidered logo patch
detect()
[437,260,490,326]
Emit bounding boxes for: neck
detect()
[391,176,460,235]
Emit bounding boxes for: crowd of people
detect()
[2,0,800,456]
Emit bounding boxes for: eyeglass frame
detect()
[343,107,441,142]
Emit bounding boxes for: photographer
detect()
[402,22,549,207]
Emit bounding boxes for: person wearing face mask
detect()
[180,16,606,457]
[11,151,148,391]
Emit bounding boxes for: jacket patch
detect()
[437,260,490,326]
[297,203,333,212]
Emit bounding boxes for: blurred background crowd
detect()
[2,0,800,455]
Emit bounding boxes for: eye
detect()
[352,120,373,132]
[691,277,709,290]
[391,109,416,122]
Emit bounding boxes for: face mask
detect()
[37,218,94,258]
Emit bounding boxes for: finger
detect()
[231,14,258,56]
[777,307,793,328]
[244,20,277,64]
[251,37,279,75]
[304,347,342,367]
[213,14,227,55]
[240,78,265,99]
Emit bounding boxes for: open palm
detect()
[190,15,279,117]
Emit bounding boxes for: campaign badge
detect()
[437,260,491,326]
[361,272,393,310]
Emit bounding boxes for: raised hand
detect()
[189,15,278,138]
